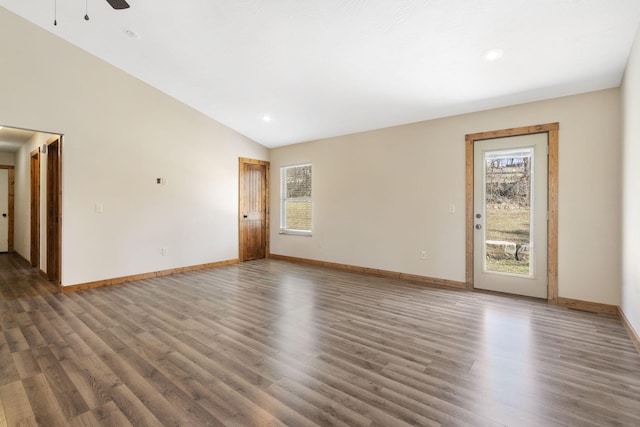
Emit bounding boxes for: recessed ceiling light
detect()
[123,28,141,39]
[262,115,272,123]
[483,48,504,62]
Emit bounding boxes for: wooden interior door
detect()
[8,168,14,253]
[239,158,269,261]
[47,137,61,283]
[31,149,40,267]
[0,168,8,252]
[0,166,14,253]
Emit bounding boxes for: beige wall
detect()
[0,8,268,286]
[271,89,621,305]
[621,26,640,336]
[0,152,15,165]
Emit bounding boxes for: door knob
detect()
[1,213,6,218]
[475,224,482,229]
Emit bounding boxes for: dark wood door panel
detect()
[46,137,61,283]
[30,149,40,267]
[239,159,269,261]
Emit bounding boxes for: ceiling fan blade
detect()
[105,0,130,10]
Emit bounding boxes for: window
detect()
[280,164,312,235]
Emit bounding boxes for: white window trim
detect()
[280,163,312,236]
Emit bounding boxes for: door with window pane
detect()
[473,133,548,298]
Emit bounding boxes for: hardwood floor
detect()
[1,253,639,426]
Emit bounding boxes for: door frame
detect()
[46,136,62,285]
[30,148,40,267]
[466,123,559,303]
[238,157,270,262]
[0,165,14,252]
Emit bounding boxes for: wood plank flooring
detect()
[1,253,639,426]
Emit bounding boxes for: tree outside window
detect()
[280,164,312,235]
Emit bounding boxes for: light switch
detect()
[449,204,455,213]
[95,203,104,213]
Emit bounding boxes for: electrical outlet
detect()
[420,250,427,260]
[161,247,168,256]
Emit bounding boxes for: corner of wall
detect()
[620,22,640,343]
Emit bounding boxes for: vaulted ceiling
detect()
[2,0,640,147]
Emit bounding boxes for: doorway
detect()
[473,133,547,298]
[466,123,559,301]
[46,137,62,284]
[239,158,269,261]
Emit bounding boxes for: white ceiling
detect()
[2,0,640,148]
[0,127,37,152]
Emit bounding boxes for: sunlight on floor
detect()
[473,307,545,420]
